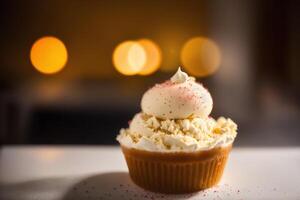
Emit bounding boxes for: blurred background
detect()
[0,0,299,146]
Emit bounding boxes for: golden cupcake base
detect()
[121,145,232,194]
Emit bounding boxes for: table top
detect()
[1,146,300,200]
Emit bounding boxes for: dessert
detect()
[117,67,237,193]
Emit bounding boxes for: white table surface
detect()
[0,146,300,200]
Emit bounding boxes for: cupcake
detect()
[117,67,237,194]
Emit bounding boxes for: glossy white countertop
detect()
[0,146,300,200]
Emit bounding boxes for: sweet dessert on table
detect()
[116,67,238,194]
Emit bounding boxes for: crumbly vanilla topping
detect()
[117,113,237,152]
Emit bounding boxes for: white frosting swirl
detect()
[170,67,189,84]
[141,68,213,119]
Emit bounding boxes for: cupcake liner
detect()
[121,145,232,194]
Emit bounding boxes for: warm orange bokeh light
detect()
[30,36,68,74]
[137,39,162,75]
[113,41,146,75]
[181,37,221,77]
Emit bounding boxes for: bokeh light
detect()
[137,39,162,75]
[180,37,221,77]
[30,36,68,74]
[113,41,146,75]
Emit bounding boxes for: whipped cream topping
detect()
[117,113,237,152]
[141,68,213,119]
[117,67,238,152]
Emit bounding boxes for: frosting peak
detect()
[170,67,189,84]
[141,67,213,119]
